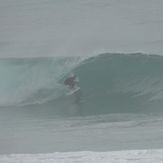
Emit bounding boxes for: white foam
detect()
[1,149,163,163]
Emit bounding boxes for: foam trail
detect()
[1,149,163,163]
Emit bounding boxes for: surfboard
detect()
[67,86,80,95]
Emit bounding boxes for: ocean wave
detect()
[73,53,163,115]
[0,56,82,106]
[1,53,163,115]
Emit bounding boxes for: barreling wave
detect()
[1,53,163,115]
[0,56,83,106]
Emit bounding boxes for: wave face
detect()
[1,53,163,115]
[74,53,163,115]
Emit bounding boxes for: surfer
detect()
[64,73,82,115]
[64,73,79,89]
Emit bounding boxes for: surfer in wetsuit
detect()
[64,73,79,89]
[64,73,82,115]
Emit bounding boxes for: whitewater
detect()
[0,0,163,162]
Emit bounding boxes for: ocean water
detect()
[0,0,163,161]
[1,53,163,155]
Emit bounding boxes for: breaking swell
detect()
[1,53,163,116]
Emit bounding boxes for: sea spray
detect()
[0,57,82,106]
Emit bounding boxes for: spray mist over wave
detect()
[0,56,84,106]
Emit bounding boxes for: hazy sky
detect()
[0,0,163,57]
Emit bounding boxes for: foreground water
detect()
[1,107,163,154]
